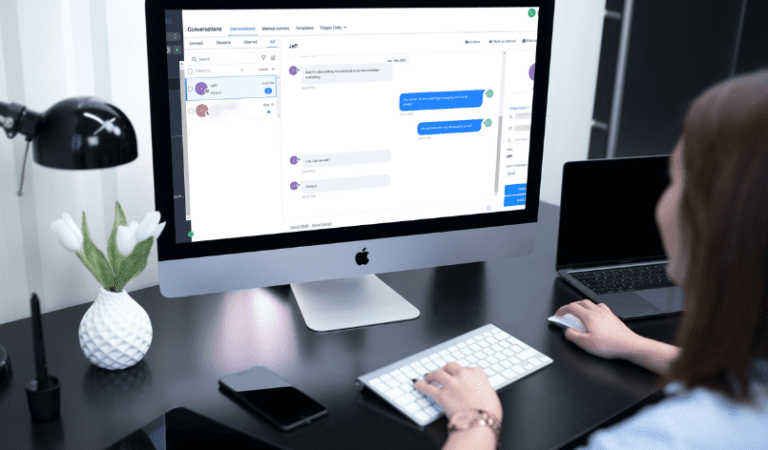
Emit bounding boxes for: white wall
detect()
[0,0,158,323]
[541,0,605,205]
[0,1,32,325]
[0,0,604,324]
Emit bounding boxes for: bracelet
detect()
[447,409,502,448]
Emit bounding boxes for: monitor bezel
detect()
[145,0,554,262]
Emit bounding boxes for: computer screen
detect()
[160,5,543,245]
[146,1,553,331]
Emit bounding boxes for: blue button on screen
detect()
[504,195,526,207]
[503,183,526,207]
[504,184,526,196]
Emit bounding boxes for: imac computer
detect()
[145,0,554,331]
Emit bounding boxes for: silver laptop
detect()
[555,156,684,320]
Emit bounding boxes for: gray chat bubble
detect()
[302,175,390,193]
[302,150,390,168]
[302,64,393,85]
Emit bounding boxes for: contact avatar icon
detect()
[290,181,299,190]
[289,66,298,76]
[195,82,207,95]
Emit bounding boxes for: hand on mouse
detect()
[556,300,642,360]
[414,361,503,421]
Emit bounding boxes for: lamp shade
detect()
[33,97,137,169]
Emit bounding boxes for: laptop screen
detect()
[556,156,670,269]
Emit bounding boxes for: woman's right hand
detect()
[414,362,503,421]
[556,300,643,360]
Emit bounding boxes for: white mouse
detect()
[547,313,586,333]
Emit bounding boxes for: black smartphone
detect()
[219,365,328,431]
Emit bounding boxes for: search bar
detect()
[187,52,265,65]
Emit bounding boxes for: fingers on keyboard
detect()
[363,325,553,426]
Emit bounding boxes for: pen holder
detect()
[25,375,60,422]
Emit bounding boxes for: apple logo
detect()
[355,248,369,265]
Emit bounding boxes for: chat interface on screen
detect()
[165,8,539,243]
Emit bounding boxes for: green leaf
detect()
[115,201,128,226]
[107,201,128,276]
[76,251,99,282]
[81,211,115,289]
[114,236,153,292]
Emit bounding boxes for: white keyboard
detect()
[355,324,552,426]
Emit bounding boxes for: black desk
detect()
[0,203,680,449]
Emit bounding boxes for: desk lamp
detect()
[0,97,137,391]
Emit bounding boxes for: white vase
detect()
[78,288,153,370]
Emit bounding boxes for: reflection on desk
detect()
[107,407,288,450]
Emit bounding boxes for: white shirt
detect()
[581,359,768,449]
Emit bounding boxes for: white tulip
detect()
[51,212,84,252]
[117,221,139,256]
[151,221,166,240]
[134,211,165,242]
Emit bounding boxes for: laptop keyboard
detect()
[571,263,674,295]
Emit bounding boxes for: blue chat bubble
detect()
[400,90,485,111]
[417,119,483,136]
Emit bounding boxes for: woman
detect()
[415,71,768,449]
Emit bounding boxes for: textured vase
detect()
[79,288,153,370]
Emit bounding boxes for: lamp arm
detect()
[0,101,41,140]
[1,101,39,196]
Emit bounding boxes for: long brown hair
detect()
[665,70,768,402]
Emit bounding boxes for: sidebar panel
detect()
[165,9,193,243]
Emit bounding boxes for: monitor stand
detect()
[291,275,420,332]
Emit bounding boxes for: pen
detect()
[30,294,48,390]
[24,292,60,422]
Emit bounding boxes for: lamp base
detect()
[0,344,10,388]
